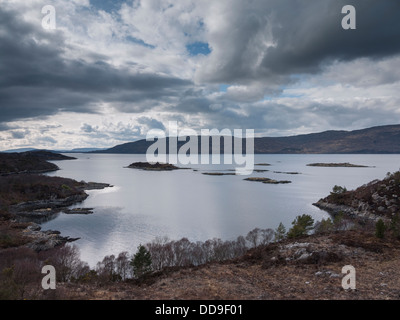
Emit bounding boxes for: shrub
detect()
[331,185,347,195]
[314,218,334,234]
[287,214,314,239]
[329,185,348,205]
[389,213,400,239]
[375,219,386,239]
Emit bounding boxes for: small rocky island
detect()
[273,171,301,175]
[202,172,236,176]
[307,162,371,168]
[127,162,183,171]
[244,177,292,184]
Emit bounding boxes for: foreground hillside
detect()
[61,230,400,300]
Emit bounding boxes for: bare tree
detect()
[116,251,131,281]
[259,229,274,245]
[246,228,260,248]
[44,244,83,282]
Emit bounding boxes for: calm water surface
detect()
[42,154,400,266]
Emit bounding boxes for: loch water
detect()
[42,153,400,266]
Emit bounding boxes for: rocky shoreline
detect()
[22,222,81,251]
[313,171,400,224]
[313,200,385,223]
[10,182,111,221]
[8,181,112,251]
[0,150,114,253]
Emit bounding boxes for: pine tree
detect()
[131,245,152,278]
[274,222,287,242]
[287,214,314,239]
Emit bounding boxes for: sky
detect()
[1,0,400,150]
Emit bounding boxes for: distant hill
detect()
[2,147,106,154]
[91,124,400,154]
[2,148,39,153]
[67,148,107,153]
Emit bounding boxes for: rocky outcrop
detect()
[313,171,400,222]
[80,182,112,190]
[23,223,79,251]
[64,208,94,215]
[10,181,111,220]
[262,239,350,267]
[11,194,90,221]
[313,200,384,222]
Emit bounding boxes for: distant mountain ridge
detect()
[1,147,106,153]
[91,124,400,154]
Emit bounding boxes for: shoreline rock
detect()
[10,181,111,221]
[80,182,113,190]
[313,171,400,223]
[312,200,386,223]
[10,194,90,221]
[23,222,80,252]
[64,208,94,215]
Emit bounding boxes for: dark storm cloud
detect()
[264,0,400,74]
[0,123,12,132]
[175,97,215,114]
[202,0,400,84]
[0,6,191,124]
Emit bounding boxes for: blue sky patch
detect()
[90,0,125,12]
[186,42,211,56]
[219,84,230,92]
